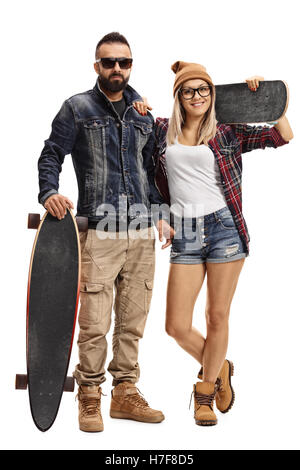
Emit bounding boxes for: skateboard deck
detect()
[215,80,288,124]
[16,209,86,431]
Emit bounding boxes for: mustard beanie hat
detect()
[171,61,214,97]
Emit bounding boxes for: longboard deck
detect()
[27,210,80,431]
[215,80,287,124]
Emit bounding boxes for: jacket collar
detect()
[93,79,142,107]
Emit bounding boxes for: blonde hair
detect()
[166,84,217,146]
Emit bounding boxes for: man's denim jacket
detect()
[38,81,168,228]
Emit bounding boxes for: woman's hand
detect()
[245,75,264,91]
[244,76,293,140]
[133,97,152,116]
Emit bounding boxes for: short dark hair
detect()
[95,32,131,59]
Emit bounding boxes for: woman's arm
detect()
[245,76,293,142]
[274,115,293,142]
[231,123,288,154]
[231,76,293,152]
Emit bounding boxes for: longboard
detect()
[215,80,288,124]
[16,209,87,432]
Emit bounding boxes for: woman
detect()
[135,61,293,426]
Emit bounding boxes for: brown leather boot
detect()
[192,381,218,426]
[77,385,104,432]
[110,382,165,423]
[198,359,235,413]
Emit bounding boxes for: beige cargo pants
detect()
[73,226,155,386]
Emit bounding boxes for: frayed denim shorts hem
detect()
[170,252,247,265]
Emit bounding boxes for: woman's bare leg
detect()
[202,259,245,383]
[165,263,207,362]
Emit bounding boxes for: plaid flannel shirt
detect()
[154,118,289,254]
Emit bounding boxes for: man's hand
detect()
[155,219,176,249]
[133,96,152,116]
[245,75,264,91]
[44,194,74,219]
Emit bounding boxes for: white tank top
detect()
[165,138,227,218]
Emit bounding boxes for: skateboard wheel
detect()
[15,374,28,390]
[64,376,75,392]
[76,216,88,233]
[28,213,40,229]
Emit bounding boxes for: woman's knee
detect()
[165,321,190,340]
[205,307,229,330]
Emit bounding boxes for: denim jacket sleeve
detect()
[231,124,289,154]
[38,99,76,205]
[143,124,170,224]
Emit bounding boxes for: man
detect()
[38,32,173,432]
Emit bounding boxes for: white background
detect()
[2,0,299,451]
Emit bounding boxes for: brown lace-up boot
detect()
[77,385,104,432]
[192,381,219,426]
[110,382,165,423]
[198,360,235,413]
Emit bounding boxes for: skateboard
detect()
[215,80,288,124]
[16,209,88,432]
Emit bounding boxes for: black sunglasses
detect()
[95,57,133,69]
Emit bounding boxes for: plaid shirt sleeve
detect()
[230,124,289,154]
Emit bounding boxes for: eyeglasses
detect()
[95,57,133,69]
[180,85,211,100]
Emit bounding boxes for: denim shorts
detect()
[170,206,248,264]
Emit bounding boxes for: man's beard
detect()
[98,72,129,93]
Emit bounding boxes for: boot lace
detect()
[81,397,100,416]
[126,388,149,409]
[217,378,225,392]
[189,382,219,412]
[76,389,106,416]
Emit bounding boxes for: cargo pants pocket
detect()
[79,282,104,326]
[144,279,153,314]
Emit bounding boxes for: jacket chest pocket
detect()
[132,121,152,154]
[83,118,109,150]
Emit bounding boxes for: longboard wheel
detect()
[15,374,28,390]
[28,213,41,229]
[64,376,75,392]
[76,216,88,233]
